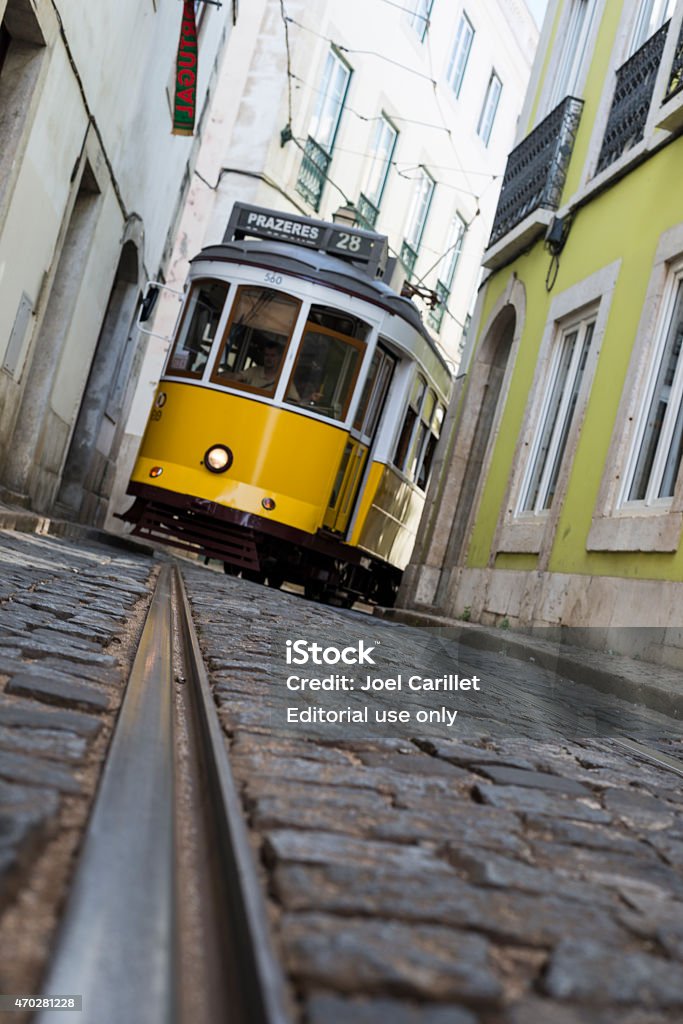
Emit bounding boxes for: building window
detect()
[623,274,683,505]
[477,71,502,146]
[446,12,474,98]
[406,0,434,42]
[519,314,596,514]
[428,213,466,332]
[630,0,675,53]
[357,116,397,228]
[400,167,435,277]
[543,0,597,113]
[296,49,351,211]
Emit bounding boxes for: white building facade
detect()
[108,0,538,529]
[0,0,232,523]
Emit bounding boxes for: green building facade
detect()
[400,0,683,659]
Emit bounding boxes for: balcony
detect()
[356,193,380,229]
[658,17,683,133]
[427,281,449,332]
[486,96,583,263]
[295,137,331,212]
[597,21,669,173]
[400,240,418,278]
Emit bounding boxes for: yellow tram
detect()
[122,203,452,605]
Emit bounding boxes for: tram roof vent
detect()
[224,203,389,279]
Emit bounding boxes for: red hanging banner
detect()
[172,1,198,136]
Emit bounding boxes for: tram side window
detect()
[416,400,445,490]
[393,375,426,473]
[211,286,301,396]
[353,346,396,439]
[167,281,229,377]
[285,305,370,421]
[393,379,444,489]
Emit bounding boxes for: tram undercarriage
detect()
[122,484,401,607]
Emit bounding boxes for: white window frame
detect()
[308,49,352,154]
[363,115,398,208]
[630,0,675,53]
[438,213,466,289]
[620,265,683,509]
[518,314,596,516]
[404,167,435,251]
[446,12,474,98]
[493,261,619,559]
[542,0,598,115]
[477,71,502,146]
[406,0,434,42]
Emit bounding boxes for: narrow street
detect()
[1,528,682,1022]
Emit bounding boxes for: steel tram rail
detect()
[36,563,291,1024]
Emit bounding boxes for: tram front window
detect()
[167,280,229,378]
[285,305,369,421]
[211,286,301,396]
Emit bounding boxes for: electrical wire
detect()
[378,0,429,18]
[274,0,504,335]
[284,15,438,85]
[279,0,294,127]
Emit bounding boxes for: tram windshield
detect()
[211,285,301,396]
[167,280,229,378]
[285,305,370,422]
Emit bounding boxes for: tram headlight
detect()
[204,444,233,473]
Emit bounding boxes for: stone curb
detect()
[376,607,683,722]
[0,508,154,558]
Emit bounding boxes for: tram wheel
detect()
[304,581,325,602]
[242,569,267,584]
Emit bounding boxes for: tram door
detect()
[325,345,395,534]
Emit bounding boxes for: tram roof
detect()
[191,240,452,377]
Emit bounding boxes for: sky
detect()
[526,0,549,28]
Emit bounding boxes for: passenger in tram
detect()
[239,339,284,389]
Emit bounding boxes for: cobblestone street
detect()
[0,531,155,1000]
[1,529,683,1021]
[182,566,683,1024]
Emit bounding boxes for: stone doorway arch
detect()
[55,239,141,524]
[433,279,525,610]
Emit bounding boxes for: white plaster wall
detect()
[0,0,232,508]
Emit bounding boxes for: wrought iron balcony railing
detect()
[295,136,331,212]
[489,96,583,248]
[665,16,683,101]
[356,193,380,229]
[596,21,669,173]
[427,281,449,332]
[400,240,418,278]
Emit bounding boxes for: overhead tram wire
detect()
[378,0,430,17]
[424,27,477,203]
[274,1,493,334]
[282,15,439,86]
[279,0,294,127]
[279,3,502,215]
[284,130,491,201]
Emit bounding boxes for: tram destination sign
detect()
[225,203,388,278]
